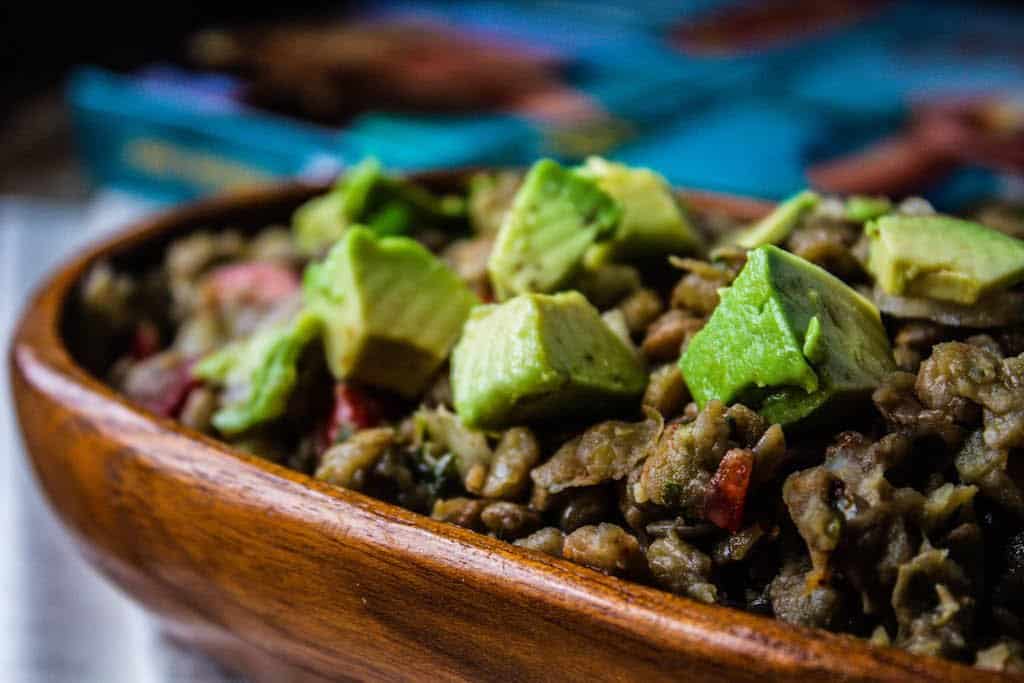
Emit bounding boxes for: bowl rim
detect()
[11,171,1011,682]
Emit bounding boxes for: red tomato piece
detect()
[319,383,383,452]
[705,448,754,533]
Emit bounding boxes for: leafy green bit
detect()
[292,157,466,255]
[195,310,322,435]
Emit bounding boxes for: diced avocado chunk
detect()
[292,193,348,256]
[292,158,465,255]
[451,291,647,429]
[730,190,819,250]
[680,245,894,425]
[487,159,621,300]
[292,158,384,255]
[865,214,1024,305]
[194,310,322,435]
[467,171,521,236]
[845,195,892,223]
[577,157,701,262]
[305,227,477,397]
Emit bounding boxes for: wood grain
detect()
[10,174,1013,682]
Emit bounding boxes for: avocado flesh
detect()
[487,159,621,301]
[730,189,819,250]
[866,214,1024,305]
[451,291,647,429]
[292,158,384,255]
[845,195,892,223]
[292,158,465,255]
[305,227,478,397]
[292,192,349,256]
[680,245,894,425]
[578,156,702,263]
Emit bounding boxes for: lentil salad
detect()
[81,158,1024,671]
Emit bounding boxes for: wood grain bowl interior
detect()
[10,171,1016,682]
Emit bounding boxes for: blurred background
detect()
[2,1,1024,681]
[5,0,1024,206]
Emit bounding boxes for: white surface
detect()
[0,192,243,682]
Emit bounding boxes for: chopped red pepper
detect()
[705,448,754,533]
[205,261,300,308]
[131,320,161,360]
[319,383,384,452]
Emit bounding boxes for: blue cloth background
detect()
[69,0,1024,207]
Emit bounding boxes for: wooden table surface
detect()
[1,194,243,682]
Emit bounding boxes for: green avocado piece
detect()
[680,245,894,425]
[194,310,322,435]
[305,227,478,397]
[865,214,1024,305]
[730,190,819,250]
[577,156,702,262]
[292,158,465,255]
[451,291,647,429]
[467,171,521,236]
[487,159,621,301]
[292,193,348,256]
[844,195,892,223]
[292,158,384,255]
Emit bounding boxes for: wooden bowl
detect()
[10,172,1010,682]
